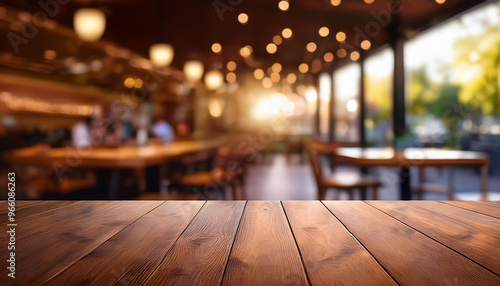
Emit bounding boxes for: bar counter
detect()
[1,200,499,285]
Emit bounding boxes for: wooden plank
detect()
[0,201,162,285]
[144,200,245,286]
[406,201,500,233]
[323,201,500,285]
[47,200,205,285]
[0,201,118,241]
[0,201,77,224]
[222,201,308,286]
[0,200,41,217]
[484,201,500,207]
[15,200,42,207]
[282,201,396,285]
[367,201,500,275]
[443,201,500,219]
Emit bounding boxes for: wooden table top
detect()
[336,147,489,167]
[2,200,499,285]
[3,138,226,168]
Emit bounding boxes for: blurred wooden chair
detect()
[168,145,245,200]
[305,141,381,200]
[415,166,455,200]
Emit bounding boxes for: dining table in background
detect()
[335,147,489,200]
[1,200,499,285]
[2,138,227,198]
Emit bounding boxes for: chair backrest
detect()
[305,141,323,184]
[308,140,345,154]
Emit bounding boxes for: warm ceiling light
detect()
[272,63,282,73]
[278,1,289,11]
[270,73,280,83]
[337,48,347,58]
[183,60,204,82]
[44,50,56,60]
[266,43,278,54]
[323,52,334,63]
[306,42,317,52]
[74,8,106,41]
[331,0,341,6]
[364,0,375,3]
[282,28,293,39]
[149,43,174,67]
[124,77,135,88]
[350,51,360,61]
[435,0,446,4]
[361,40,371,50]
[226,61,237,71]
[205,70,224,90]
[238,13,248,24]
[273,35,283,45]
[211,43,222,54]
[318,27,329,37]
[226,72,237,83]
[134,78,143,88]
[287,73,297,84]
[336,32,346,42]
[239,45,253,57]
[254,68,265,80]
[298,63,309,73]
[208,98,224,118]
[262,77,273,88]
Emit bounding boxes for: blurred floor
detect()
[245,154,500,201]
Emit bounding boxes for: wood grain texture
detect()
[405,201,500,236]
[0,200,161,285]
[46,200,205,285]
[0,200,41,217]
[144,200,245,286]
[282,201,396,285]
[443,201,500,219]
[222,201,308,286]
[367,200,500,275]
[0,201,77,224]
[323,201,500,285]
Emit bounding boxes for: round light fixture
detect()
[149,43,174,67]
[183,60,204,82]
[205,70,224,90]
[73,8,106,41]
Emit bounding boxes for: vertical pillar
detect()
[329,72,335,143]
[390,13,406,147]
[359,61,366,148]
[314,75,321,137]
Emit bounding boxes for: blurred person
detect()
[72,117,92,148]
[152,117,175,143]
[102,119,125,146]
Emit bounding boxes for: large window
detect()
[405,2,500,148]
[364,47,394,146]
[334,63,360,142]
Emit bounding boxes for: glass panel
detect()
[405,2,500,148]
[364,47,394,146]
[333,63,361,142]
[319,73,331,135]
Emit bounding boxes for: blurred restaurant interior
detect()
[0,0,499,201]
